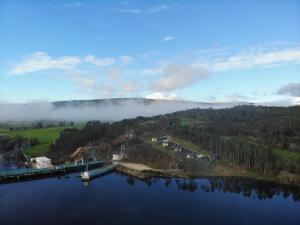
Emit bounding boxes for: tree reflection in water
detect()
[120,173,300,202]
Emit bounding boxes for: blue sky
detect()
[0,0,300,104]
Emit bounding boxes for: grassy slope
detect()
[139,132,182,160]
[180,117,199,126]
[0,126,82,157]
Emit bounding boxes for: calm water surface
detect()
[0,172,299,225]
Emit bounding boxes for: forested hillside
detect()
[49,105,300,177]
[164,105,300,174]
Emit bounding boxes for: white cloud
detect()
[11,52,81,75]
[292,97,300,105]
[113,8,142,14]
[151,65,208,91]
[196,48,300,72]
[146,92,178,100]
[84,55,115,66]
[114,4,179,15]
[162,36,175,42]
[119,55,133,64]
[277,82,300,97]
[141,67,163,75]
[65,2,83,7]
[149,3,180,13]
[140,50,160,59]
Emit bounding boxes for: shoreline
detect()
[116,162,300,187]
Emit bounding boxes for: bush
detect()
[29,138,39,146]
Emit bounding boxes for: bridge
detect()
[0,160,105,182]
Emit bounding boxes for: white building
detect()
[112,144,126,161]
[31,157,52,169]
[112,154,123,161]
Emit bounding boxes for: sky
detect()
[0,0,300,105]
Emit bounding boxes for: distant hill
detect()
[0,98,251,122]
[53,97,249,108]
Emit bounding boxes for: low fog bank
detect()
[0,99,245,122]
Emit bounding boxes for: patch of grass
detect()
[273,148,300,161]
[1,126,83,157]
[191,159,269,179]
[180,117,199,126]
[170,136,209,156]
[0,129,9,133]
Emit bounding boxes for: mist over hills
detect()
[0,98,250,122]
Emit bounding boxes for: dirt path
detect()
[117,162,159,171]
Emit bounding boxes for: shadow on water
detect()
[116,172,300,202]
[0,171,299,225]
[1,162,300,202]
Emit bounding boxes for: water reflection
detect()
[1,172,299,225]
[119,173,300,202]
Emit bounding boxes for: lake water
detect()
[0,172,299,225]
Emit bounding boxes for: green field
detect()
[0,126,83,157]
[180,117,200,126]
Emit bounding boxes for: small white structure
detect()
[112,144,126,161]
[112,154,123,161]
[151,137,157,142]
[196,154,204,158]
[186,154,194,159]
[31,157,52,169]
[162,140,169,147]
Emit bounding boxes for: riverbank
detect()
[116,162,183,179]
[116,161,300,187]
